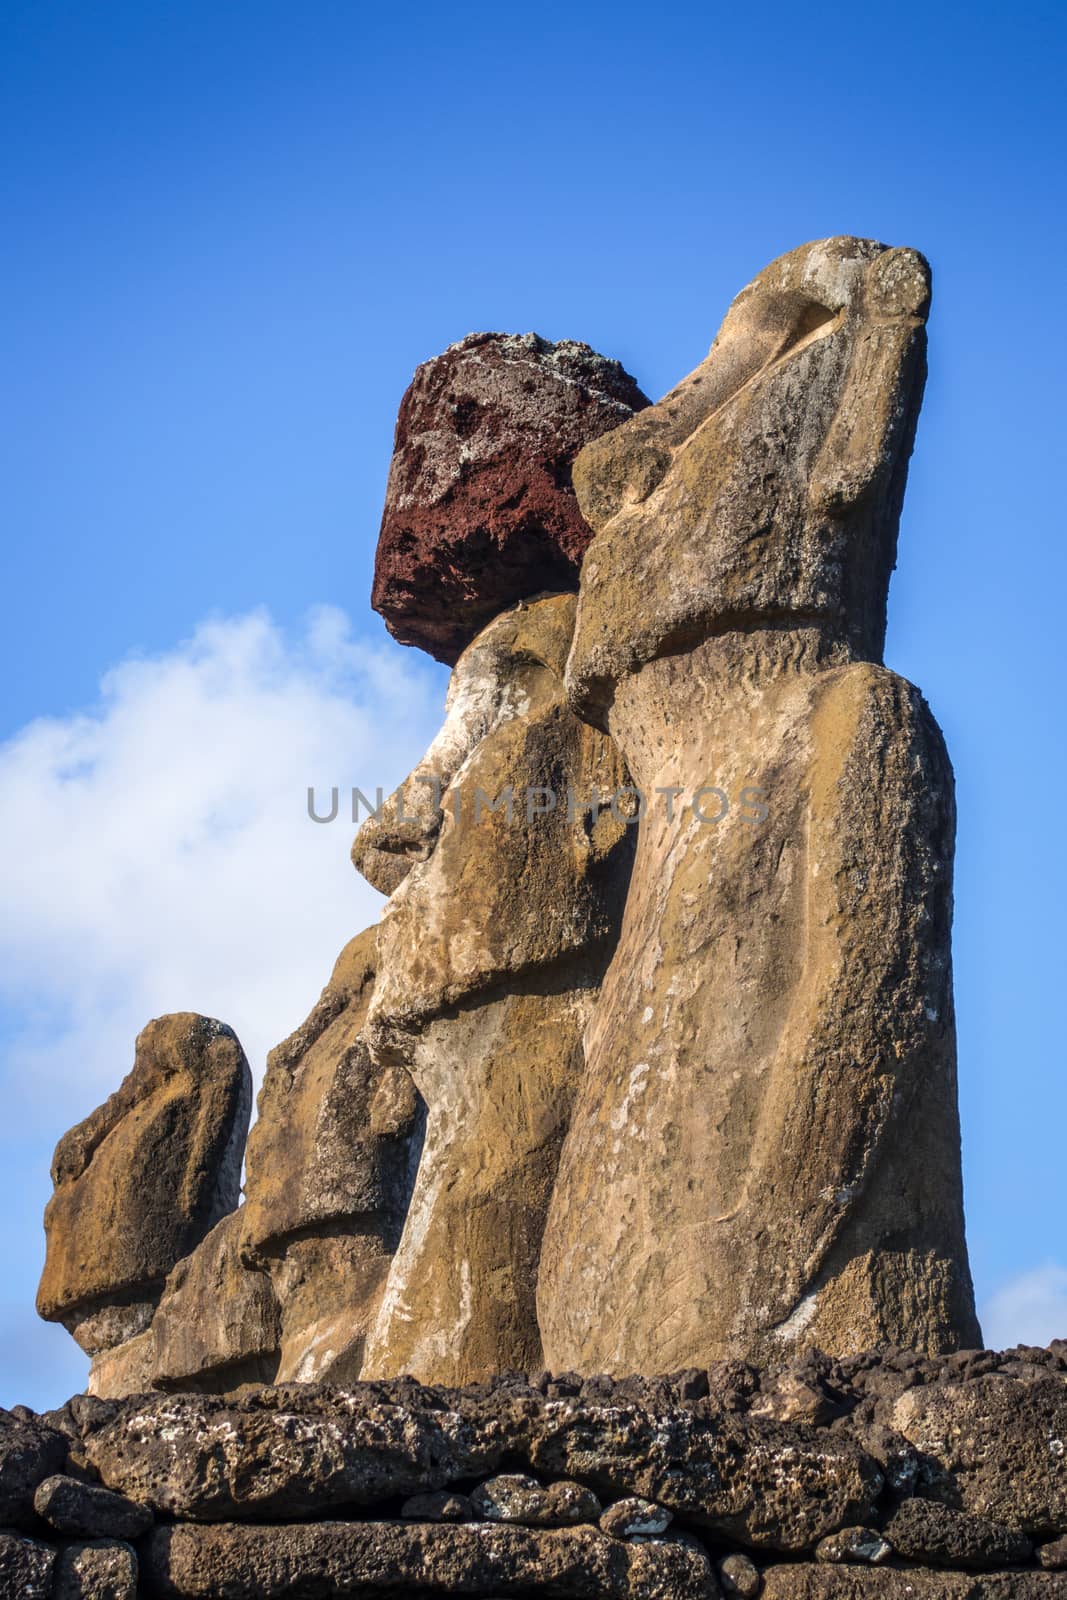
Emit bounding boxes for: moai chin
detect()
[537,238,982,1371]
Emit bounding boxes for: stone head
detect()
[566,236,932,725]
[353,593,632,1058]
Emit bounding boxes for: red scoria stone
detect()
[371,332,650,663]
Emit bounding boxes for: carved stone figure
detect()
[354,593,633,1383]
[239,925,424,1383]
[37,1014,251,1363]
[537,237,981,1370]
[84,929,424,1396]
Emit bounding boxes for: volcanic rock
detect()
[0,1411,68,1528]
[70,1384,881,1552]
[883,1497,1033,1568]
[85,1330,158,1402]
[0,1530,54,1597]
[600,1497,673,1538]
[371,332,649,663]
[761,1571,1067,1596]
[1039,1537,1067,1569]
[145,1211,279,1392]
[240,924,423,1383]
[51,1539,138,1599]
[400,1489,473,1522]
[814,1527,892,1564]
[719,1552,762,1596]
[142,1519,717,1598]
[37,1014,251,1354]
[539,237,980,1373]
[34,1474,152,1540]
[890,1376,1067,1534]
[470,1474,601,1527]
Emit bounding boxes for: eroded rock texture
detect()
[354,593,634,1384]
[8,1347,1067,1595]
[37,1014,251,1359]
[143,1521,715,1598]
[371,332,650,663]
[538,236,979,1371]
[240,924,424,1383]
[148,1211,279,1393]
[79,928,424,1398]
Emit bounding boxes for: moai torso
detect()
[537,238,980,1370]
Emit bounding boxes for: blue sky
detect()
[2,0,1065,1409]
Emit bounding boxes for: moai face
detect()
[354,592,632,1055]
[566,237,931,724]
[37,1014,251,1358]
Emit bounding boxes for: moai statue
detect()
[137,924,423,1393]
[239,924,425,1384]
[353,594,633,1383]
[347,330,647,1384]
[537,238,981,1371]
[37,1014,252,1395]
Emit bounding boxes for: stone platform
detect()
[3,1344,1067,1596]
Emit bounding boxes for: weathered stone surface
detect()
[400,1489,473,1522]
[752,1370,848,1428]
[143,1519,718,1598]
[891,1376,1067,1534]
[883,1497,1033,1568]
[354,595,633,1384]
[37,1014,251,1352]
[372,332,649,664]
[0,1411,67,1527]
[600,1497,672,1538]
[470,1474,601,1527]
[22,1356,1067,1593]
[74,1393,493,1520]
[34,1473,152,1539]
[241,925,423,1384]
[1040,1536,1067,1569]
[565,237,931,722]
[149,1211,279,1391]
[815,1527,891,1564]
[539,237,979,1372]
[0,1529,54,1597]
[51,1538,138,1599]
[68,1382,879,1550]
[85,1330,157,1401]
[762,1570,1067,1597]
[523,1400,881,1551]
[719,1552,762,1597]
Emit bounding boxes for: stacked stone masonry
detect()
[3,1347,1067,1596]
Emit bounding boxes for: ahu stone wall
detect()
[3,1344,1067,1597]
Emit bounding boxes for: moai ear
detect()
[808,248,931,517]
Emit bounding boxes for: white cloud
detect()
[0,605,446,1126]
[980,1263,1067,1350]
